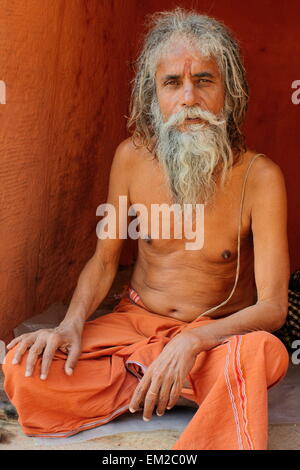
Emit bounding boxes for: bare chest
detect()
[128,155,254,265]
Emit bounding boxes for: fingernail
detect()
[166,406,172,410]
[25,370,31,377]
[12,358,18,365]
[66,368,73,376]
[143,417,150,422]
[40,374,46,380]
[156,412,164,416]
[129,407,136,413]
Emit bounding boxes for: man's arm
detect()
[128,157,290,420]
[129,159,290,420]
[7,138,134,378]
[61,138,133,328]
[185,157,290,353]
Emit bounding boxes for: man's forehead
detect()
[155,40,219,78]
[183,59,192,75]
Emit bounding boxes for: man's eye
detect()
[164,79,212,86]
[196,79,211,84]
[165,80,179,86]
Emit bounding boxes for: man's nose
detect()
[181,83,198,107]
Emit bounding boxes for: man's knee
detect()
[3,346,39,400]
[3,344,26,369]
[245,330,288,355]
[243,330,289,386]
[2,346,17,378]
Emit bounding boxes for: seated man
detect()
[3,8,290,450]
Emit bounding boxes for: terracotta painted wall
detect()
[0,0,140,341]
[0,0,299,340]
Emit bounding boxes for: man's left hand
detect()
[128,330,201,421]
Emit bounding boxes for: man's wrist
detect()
[59,314,85,332]
[183,326,225,355]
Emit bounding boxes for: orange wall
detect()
[0,0,299,340]
[0,0,140,341]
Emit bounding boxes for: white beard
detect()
[151,98,233,207]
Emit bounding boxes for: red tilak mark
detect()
[183,60,192,77]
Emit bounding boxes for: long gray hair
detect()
[127,7,249,158]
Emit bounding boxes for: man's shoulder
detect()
[244,150,285,190]
[244,151,287,216]
[114,137,153,167]
[115,136,137,155]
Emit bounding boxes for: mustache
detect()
[165,107,226,128]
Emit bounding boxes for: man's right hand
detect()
[6,322,83,380]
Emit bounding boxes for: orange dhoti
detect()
[2,285,289,450]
